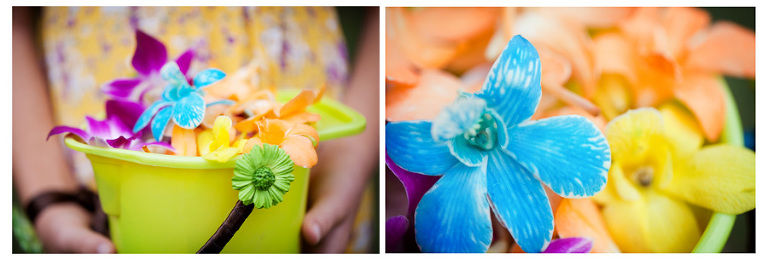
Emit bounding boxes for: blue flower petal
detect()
[133,101,172,133]
[504,115,610,198]
[431,96,486,142]
[476,35,541,126]
[150,106,173,141]
[386,121,458,176]
[415,160,491,252]
[171,93,206,129]
[193,68,226,88]
[449,136,485,167]
[486,149,553,253]
[160,62,191,89]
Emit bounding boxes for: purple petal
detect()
[102,78,142,99]
[106,99,146,132]
[132,30,168,76]
[106,135,135,149]
[132,140,176,152]
[175,49,195,76]
[386,215,409,252]
[47,126,90,141]
[86,116,112,138]
[542,237,593,253]
[386,153,440,219]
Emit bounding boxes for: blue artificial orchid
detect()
[385,35,611,253]
[133,62,226,141]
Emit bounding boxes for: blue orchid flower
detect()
[385,35,611,253]
[133,62,227,141]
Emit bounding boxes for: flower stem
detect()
[197,200,254,253]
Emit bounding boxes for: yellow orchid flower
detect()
[593,105,755,252]
[199,116,240,163]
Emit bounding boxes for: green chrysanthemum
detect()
[232,144,295,209]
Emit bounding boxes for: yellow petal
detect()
[196,130,214,156]
[602,191,701,252]
[233,139,248,154]
[661,144,755,214]
[658,101,704,159]
[605,108,663,165]
[202,147,240,163]
[608,161,641,201]
[211,116,232,150]
[593,74,632,121]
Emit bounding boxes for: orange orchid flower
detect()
[234,85,325,133]
[555,198,620,253]
[242,118,319,168]
[593,7,755,142]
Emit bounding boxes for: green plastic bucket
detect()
[690,78,743,253]
[65,92,365,253]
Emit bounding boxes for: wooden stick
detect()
[197,200,254,253]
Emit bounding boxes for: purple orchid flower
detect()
[542,237,593,253]
[385,153,439,252]
[48,99,174,151]
[102,30,194,104]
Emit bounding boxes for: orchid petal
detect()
[386,154,440,218]
[661,144,755,214]
[202,147,240,163]
[385,69,462,122]
[504,115,610,198]
[448,136,485,167]
[477,35,541,126]
[673,74,725,142]
[106,134,138,149]
[193,68,226,89]
[150,106,173,141]
[386,215,410,252]
[172,93,206,129]
[175,49,194,75]
[86,116,112,139]
[47,126,90,141]
[102,78,142,99]
[386,121,458,176]
[197,130,214,156]
[542,237,593,253]
[171,125,197,156]
[210,116,232,150]
[206,99,236,107]
[141,141,176,152]
[605,108,663,165]
[415,160,491,252]
[133,101,172,133]
[685,21,755,78]
[486,149,553,253]
[555,199,620,253]
[132,30,168,76]
[602,191,700,252]
[160,62,191,89]
[106,99,145,133]
[658,102,703,159]
[431,96,486,142]
[280,135,318,168]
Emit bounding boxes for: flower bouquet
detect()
[385,7,755,253]
[48,30,365,253]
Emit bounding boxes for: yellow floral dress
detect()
[40,6,370,253]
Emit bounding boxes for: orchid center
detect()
[252,166,276,190]
[463,113,498,150]
[631,165,654,187]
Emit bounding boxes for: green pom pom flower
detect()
[232,144,295,208]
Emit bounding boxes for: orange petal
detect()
[281,112,321,126]
[313,83,326,104]
[555,199,620,253]
[661,7,711,58]
[444,27,496,74]
[387,7,459,69]
[539,45,572,87]
[673,73,725,142]
[241,138,263,154]
[409,7,499,43]
[278,89,315,118]
[386,35,421,88]
[684,21,756,78]
[234,116,261,133]
[543,106,607,134]
[280,135,318,168]
[257,118,291,145]
[287,123,320,147]
[593,33,637,83]
[531,7,636,29]
[171,125,197,156]
[205,61,260,101]
[385,69,461,121]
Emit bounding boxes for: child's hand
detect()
[34,204,115,253]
